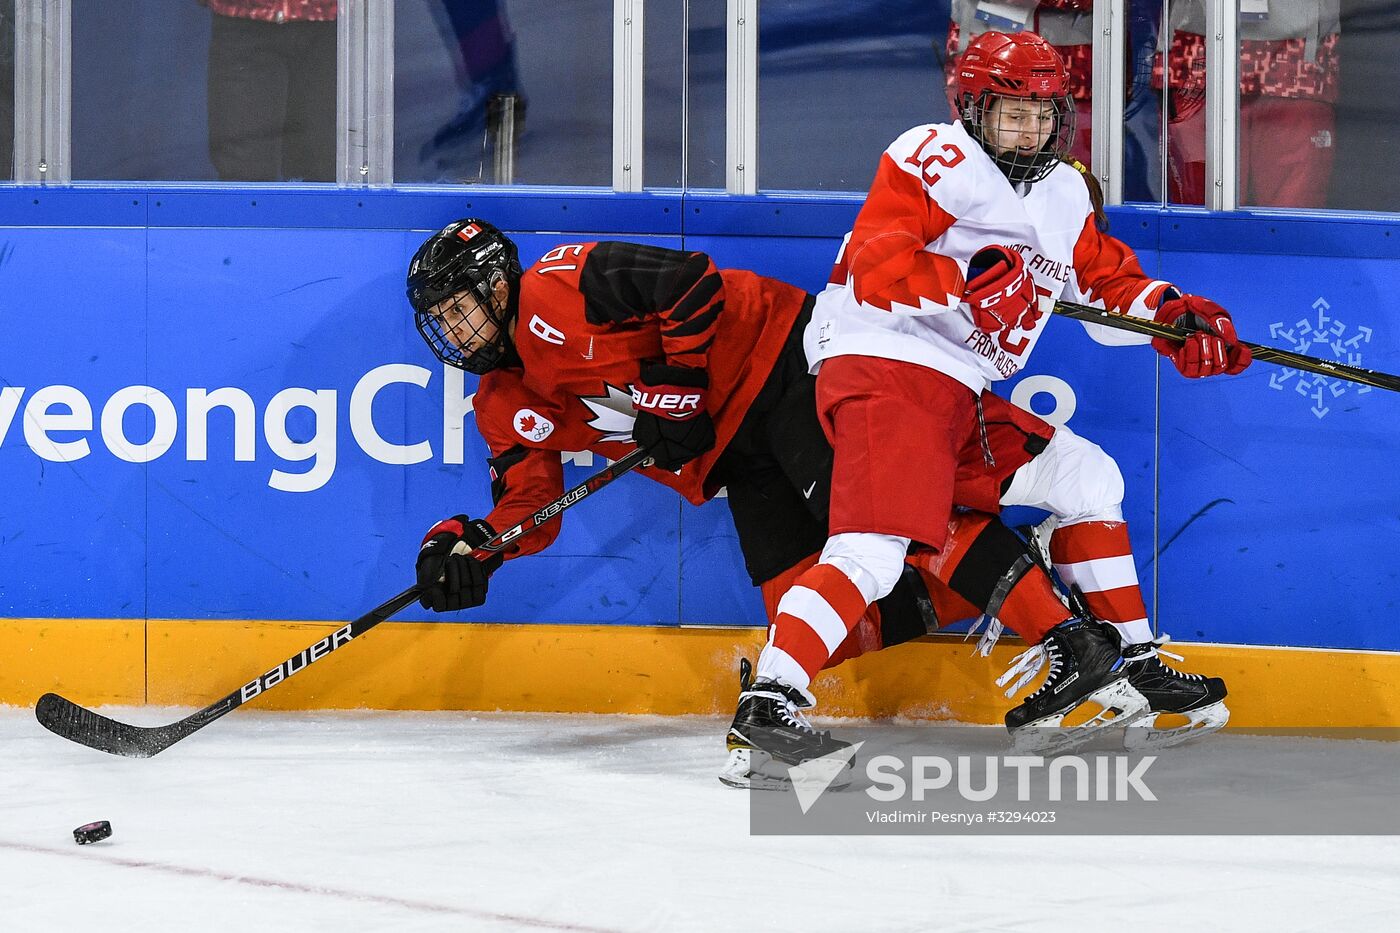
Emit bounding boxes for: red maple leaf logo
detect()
[518,414,537,433]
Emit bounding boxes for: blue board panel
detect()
[0,229,151,616]
[1156,252,1400,648]
[142,227,418,621]
[681,233,841,296]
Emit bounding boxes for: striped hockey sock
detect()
[755,562,870,696]
[1049,520,1153,645]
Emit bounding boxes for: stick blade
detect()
[35,692,170,758]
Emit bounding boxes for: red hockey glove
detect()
[1152,294,1253,378]
[963,245,1039,334]
[416,515,503,612]
[631,362,715,471]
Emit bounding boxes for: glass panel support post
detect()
[1204,0,1239,210]
[1091,0,1126,205]
[725,0,756,195]
[13,0,69,185]
[337,0,394,187]
[613,0,644,192]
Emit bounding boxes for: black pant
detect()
[207,14,336,182]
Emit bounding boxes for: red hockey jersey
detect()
[472,241,808,560]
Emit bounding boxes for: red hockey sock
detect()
[756,562,870,692]
[1049,520,1152,643]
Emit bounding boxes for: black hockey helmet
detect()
[407,218,523,374]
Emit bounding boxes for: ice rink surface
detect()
[3,707,1399,933]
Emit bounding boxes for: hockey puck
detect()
[73,821,112,845]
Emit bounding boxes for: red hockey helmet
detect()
[955,31,1076,184]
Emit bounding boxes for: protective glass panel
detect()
[1159,0,1221,206]
[0,0,12,181]
[1158,0,1342,210]
[1234,0,1340,210]
[1123,1,1168,203]
[684,0,725,189]
[1330,2,1400,211]
[71,1,338,182]
[394,0,609,186]
[759,0,950,192]
[644,0,686,189]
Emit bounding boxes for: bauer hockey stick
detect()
[35,446,656,758]
[1052,299,1400,393]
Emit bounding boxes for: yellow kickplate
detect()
[7,618,1400,728]
[0,619,145,708]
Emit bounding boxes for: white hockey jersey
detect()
[806,120,1172,393]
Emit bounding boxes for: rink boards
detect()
[1,187,1398,722]
[5,616,1400,729]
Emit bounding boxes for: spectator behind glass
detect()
[944,0,1164,201]
[417,0,528,182]
[201,0,337,182]
[1159,0,1340,208]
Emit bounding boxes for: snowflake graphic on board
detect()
[1265,298,1375,420]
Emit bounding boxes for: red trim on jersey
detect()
[846,153,964,312]
[1071,214,1164,313]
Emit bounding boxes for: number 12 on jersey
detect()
[904,127,965,186]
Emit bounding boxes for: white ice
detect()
[2,707,1398,933]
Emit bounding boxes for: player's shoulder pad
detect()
[881,121,976,218]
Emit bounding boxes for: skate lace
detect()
[755,686,822,735]
[1138,634,1205,681]
[965,614,1005,658]
[779,702,818,733]
[995,641,1059,699]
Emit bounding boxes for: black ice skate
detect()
[1116,634,1230,750]
[719,660,855,791]
[1000,619,1150,755]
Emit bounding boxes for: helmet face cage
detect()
[407,220,522,375]
[961,89,1077,184]
[955,31,1076,185]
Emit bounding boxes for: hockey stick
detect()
[35,447,655,758]
[1052,299,1400,393]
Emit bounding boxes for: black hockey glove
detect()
[416,515,504,612]
[630,362,716,471]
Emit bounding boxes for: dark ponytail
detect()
[1063,157,1108,232]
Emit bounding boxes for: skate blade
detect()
[1010,678,1152,755]
[717,747,854,792]
[1123,701,1230,751]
